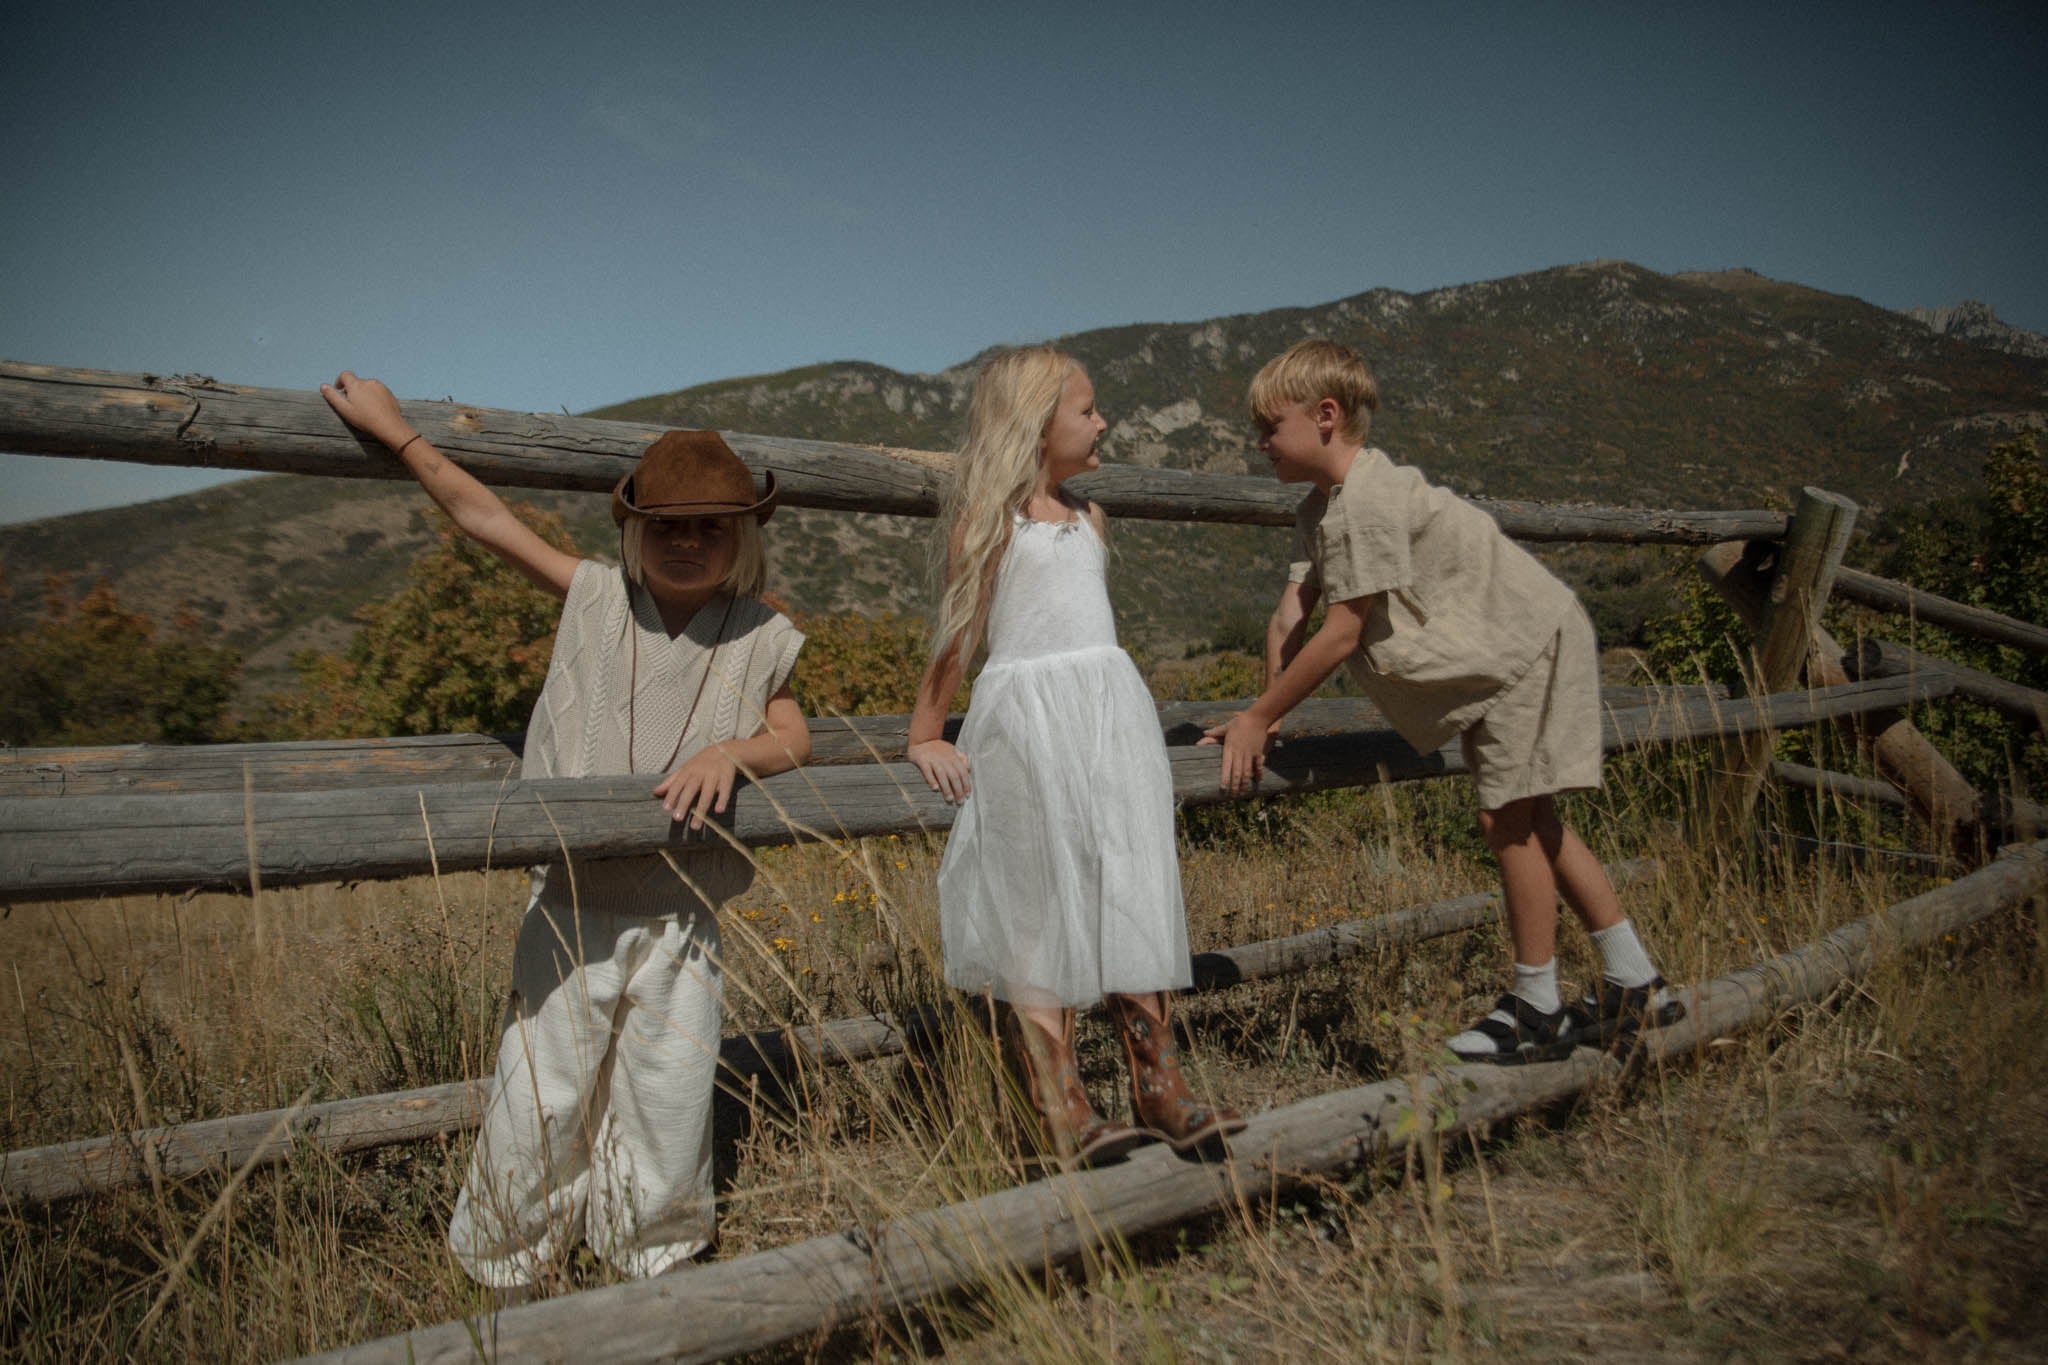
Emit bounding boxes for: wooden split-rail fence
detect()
[4,361,2047,1359]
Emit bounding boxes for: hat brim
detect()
[610,470,780,525]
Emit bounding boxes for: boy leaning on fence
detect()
[1202,340,1683,1063]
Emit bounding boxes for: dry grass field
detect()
[3,755,2045,1362]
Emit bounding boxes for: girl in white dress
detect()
[906,346,1243,1164]
[321,373,810,1294]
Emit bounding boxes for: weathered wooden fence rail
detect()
[0,677,1952,901]
[0,689,1717,799]
[8,359,2040,883]
[1832,565,2048,656]
[0,360,1790,542]
[291,840,2048,1365]
[1846,638,2048,731]
[1694,493,2044,858]
[0,860,1660,1207]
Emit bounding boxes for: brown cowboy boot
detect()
[1110,993,1246,1156]
[1005,1006,1148,1168]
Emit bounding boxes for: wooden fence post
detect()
[1710,487,1860,833]
[1698,540,1984,861]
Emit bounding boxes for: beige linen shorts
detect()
[1459,606,1604,811]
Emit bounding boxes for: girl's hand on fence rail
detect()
[656,747,742,830]
[1199,711,1275,796]
[319,371,416,451]
[907,740,972,803]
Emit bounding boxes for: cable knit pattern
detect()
[521,560,803,914]
[448,559,803,1288]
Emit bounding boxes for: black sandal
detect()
[1569,975,1685,1052]
[1448,993,1577,1066]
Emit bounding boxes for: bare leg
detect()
[1478,796,1560,966]
[1017,1002,1065,1042]
[1448,805,1576,1062]
[1545,818,1623,933]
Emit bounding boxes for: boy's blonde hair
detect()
[1248,339,1379,442]
[619,513,769,600]
[929,344,1079,664]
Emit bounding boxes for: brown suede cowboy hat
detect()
[610,429,779,525]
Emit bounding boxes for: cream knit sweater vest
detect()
[522,560,803,914]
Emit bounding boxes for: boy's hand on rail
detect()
[1198,712,1275,796]
[656,747,742,831]
[907,740,972,803]
[320,371,416,451]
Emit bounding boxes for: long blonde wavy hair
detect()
[929,345,1080,665]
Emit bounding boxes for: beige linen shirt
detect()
[1289,448,1577,752]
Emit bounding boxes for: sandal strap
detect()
[1463,994,1569,1050]
[1581,974,1669,1020]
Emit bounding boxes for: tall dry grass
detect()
[2,741,2043,1360]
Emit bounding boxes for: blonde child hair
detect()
[929,344,1081,665]
[1247,338,1380,442]
[620,513,770,599]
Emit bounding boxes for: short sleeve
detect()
[1315,476,1410,605]
[1321,526,1408,604]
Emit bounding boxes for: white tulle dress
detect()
[938,513,1192,1009]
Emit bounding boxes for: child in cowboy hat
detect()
[322,372,810,1293]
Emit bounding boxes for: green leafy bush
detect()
[1855,435,2048,795]
[787,609,932,717]
[265,504,577,739]
[0,575,241,745]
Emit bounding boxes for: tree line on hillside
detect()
[4,439,2042,800]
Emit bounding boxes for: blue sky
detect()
[4,1,2044,524]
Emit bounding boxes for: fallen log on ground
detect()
[0,860,1657,1206]
[292,842,2048,1365]
[0,676,1949,901]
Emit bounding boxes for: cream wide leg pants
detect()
[447,885,724,1287]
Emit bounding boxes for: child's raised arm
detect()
[320,371,581,600]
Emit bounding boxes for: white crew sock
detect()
[1590,919,1657,989]
[1450,959,1559,1056]
[1512,958,1561,1014]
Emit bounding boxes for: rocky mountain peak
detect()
[1905,300,2048,360]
